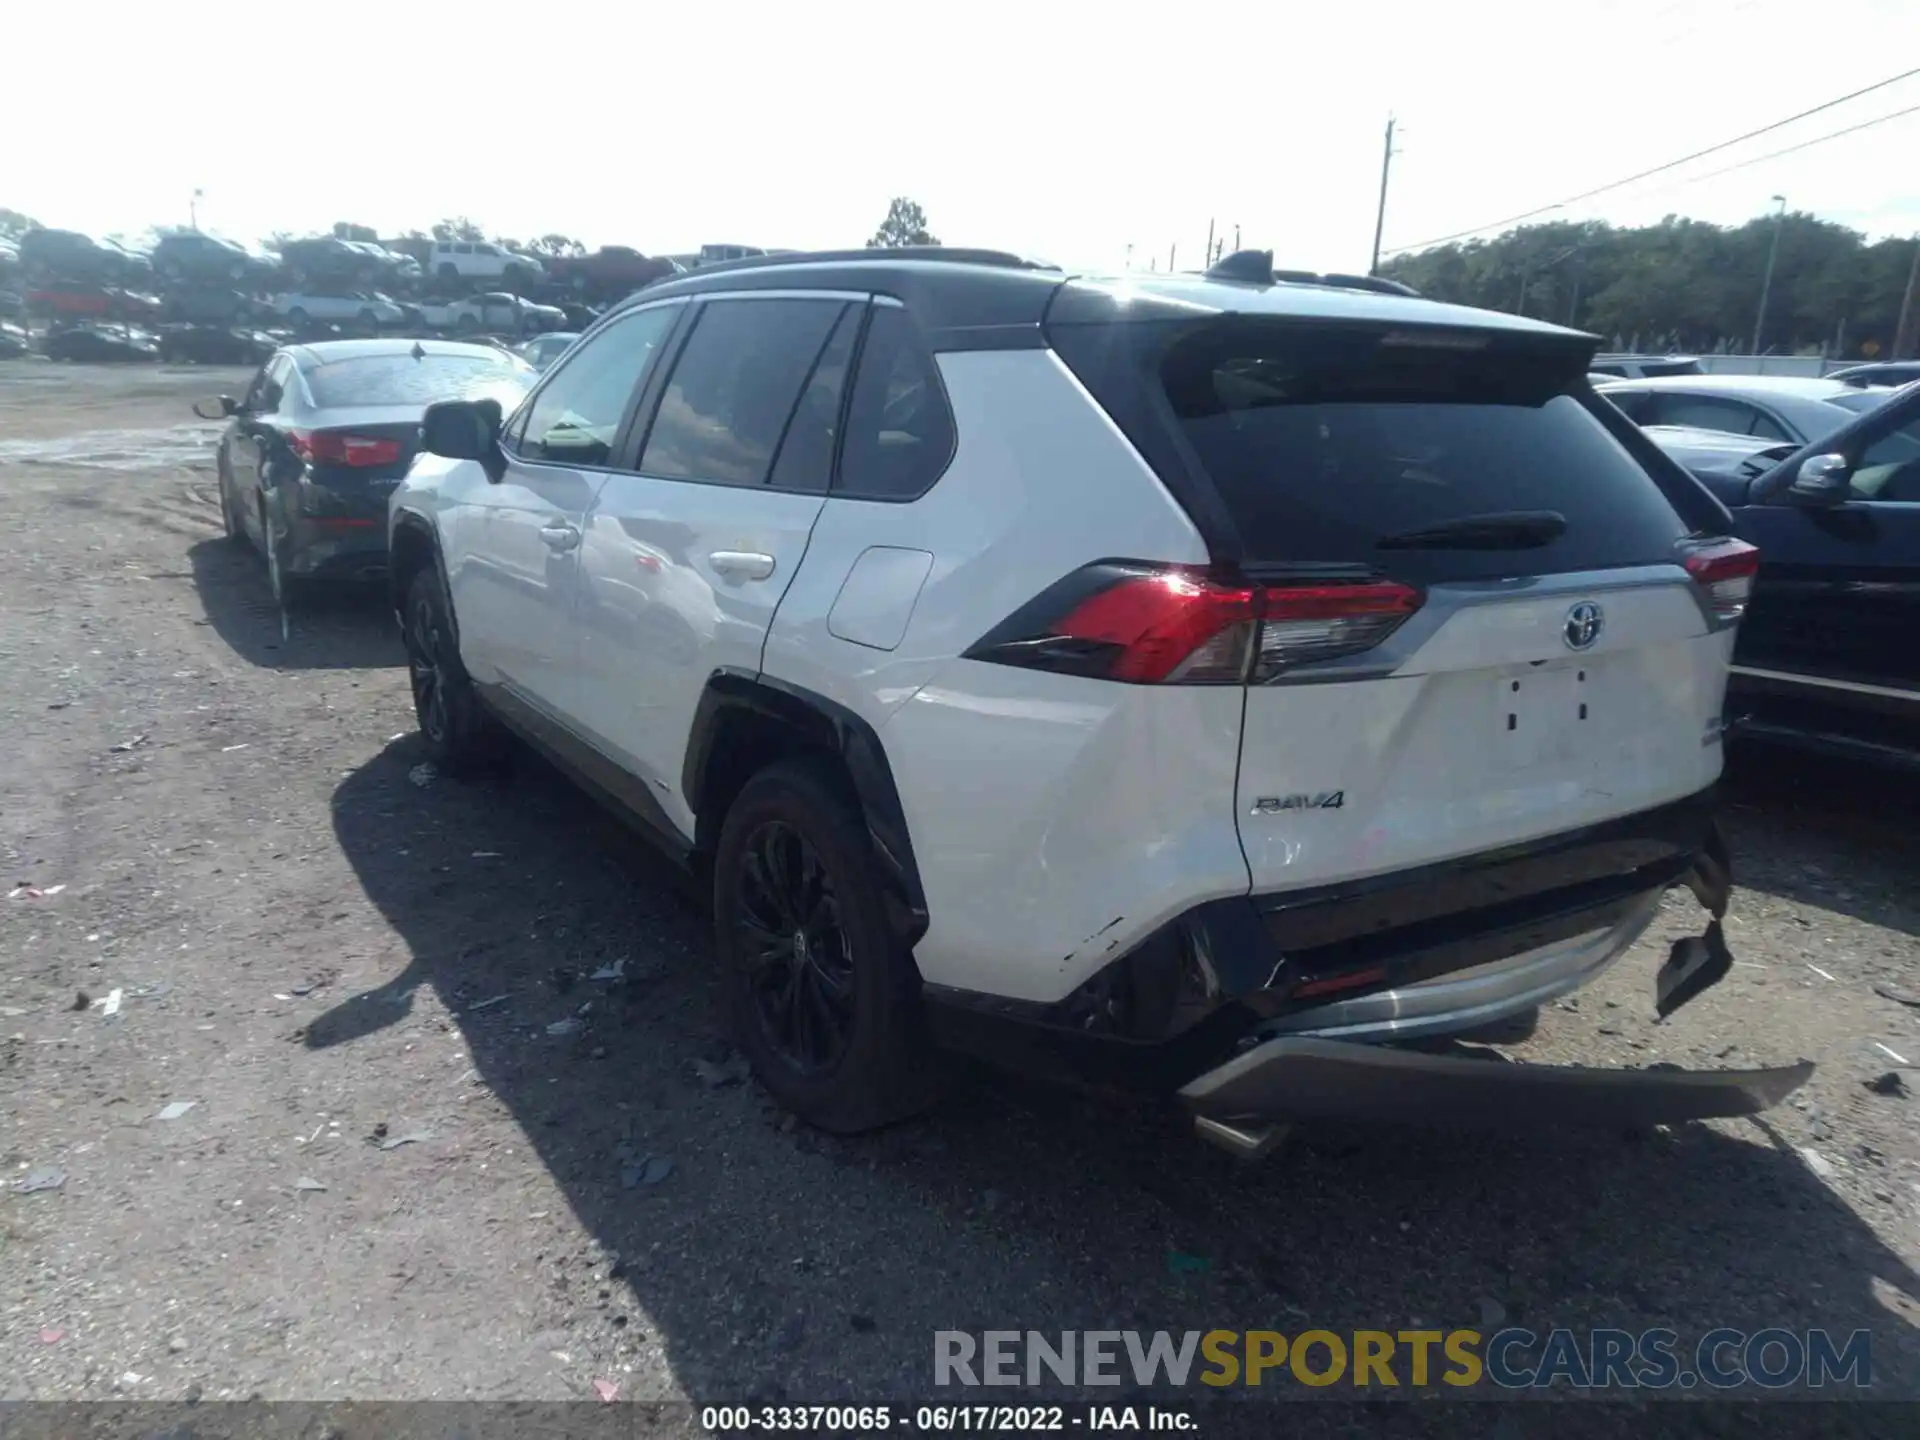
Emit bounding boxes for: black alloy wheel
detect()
[733,819,858,1074]
[405,584,452,749]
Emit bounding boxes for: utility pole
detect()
[1205,219,1215,269]
[1751,195,1787,355]
[190,188,204,230]
[1895,236,1920,358]
[1233,223,1240,251]
[1369,116,1397,275]
[1169,242,1177,272]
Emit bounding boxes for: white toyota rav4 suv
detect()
[388,248,1812,1148]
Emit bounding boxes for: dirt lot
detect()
[2,362,1919,1429]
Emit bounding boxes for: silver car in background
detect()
[1597,374,1896,444]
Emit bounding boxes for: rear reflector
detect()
[1681,537,1760,625]
[290,430,404,468]
[966,564,1422,684]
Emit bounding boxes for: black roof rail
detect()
[681,246,1061,278]
[1204,249,1422,298]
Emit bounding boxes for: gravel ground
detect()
[1,363,1918,1433]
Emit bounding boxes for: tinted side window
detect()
[768,306,861,493]
[639,298,847,486]
[1602,390,1651,423]
[515,305,679,467]
[1647,394,1761,437]
[836,306,956,501]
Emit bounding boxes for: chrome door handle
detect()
[539,523,581,552]
[709,550,776,581]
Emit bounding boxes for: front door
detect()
[448,301,684,721]
[1735,392,1920,697]
[573,295,860,839]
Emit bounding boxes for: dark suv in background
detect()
[1649,384,1920,767]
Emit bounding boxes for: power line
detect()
[1382,65,1920,256]
[1659,99,1920,191]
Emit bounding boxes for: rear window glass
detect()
[1059,322,1693,584]
[1828,390,1890,415]
[305,354,533,409]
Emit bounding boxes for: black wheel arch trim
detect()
[388,507,450,634]
[685,669,929,945]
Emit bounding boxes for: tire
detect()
[713,759,939,1133]
[453,313,478,332]
[357,307,378,332]
[259,499,310,611]
[438,263,459,281]
[217,465,243,544]
[402,566,503,773]
[287,307,309,327]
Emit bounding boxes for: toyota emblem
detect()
[1563,601,1604,651]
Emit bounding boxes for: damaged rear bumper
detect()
[1180,1035,1814,1132]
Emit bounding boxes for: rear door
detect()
[572,294,856,839]
[1058,319,1737,891]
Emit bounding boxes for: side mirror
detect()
[193,395,237,420]
[421,399,500,465]
[1784,452,1851,506]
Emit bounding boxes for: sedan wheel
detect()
[735,819,858,1075]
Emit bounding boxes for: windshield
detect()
[305,353,533,409]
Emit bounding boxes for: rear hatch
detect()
[1051,306,1746,892]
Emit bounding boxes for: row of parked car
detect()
[186,246,1902,1152]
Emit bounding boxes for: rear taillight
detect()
[1682,537,1759,625]
[289,430,403,467]
[965,564,1423,684]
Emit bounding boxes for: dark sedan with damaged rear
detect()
[197,339,535,609]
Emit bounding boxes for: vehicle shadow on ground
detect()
[314,738,1920,1409]
[185,537,402,670]
[1722,746,1920,939]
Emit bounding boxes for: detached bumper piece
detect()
[1181,1035,1814,1132]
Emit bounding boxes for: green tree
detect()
[330,221,379,242]
[431,216,486,243]
[1383,210,1918,359]
[867,197,939,248]
[0,207,41,239]
[528,234,588,258]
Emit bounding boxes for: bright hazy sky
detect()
[11,0,1920,270]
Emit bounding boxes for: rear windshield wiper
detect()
[1375,510,1567,551]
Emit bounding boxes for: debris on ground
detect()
[8,882,66,900]
[1166,1249,1212,1275]
[14,1167,66,1195]
[849,1314,877,1333]
[693,1055,750,1089]
[295,1176,329,1192]
[1478,1297,1509,1328]
[95,988,123,1017]
[588,959,626,982]
[471,851,502,859]
[620,1155,673,1189]
[38,1329,64,1345]
[466,994,510,1013]
[1875,982,1920,1009]
[407,763,436,788]
[69,991,90,1012]
[378,1130,433,1151]
[1873,1042,1911,1066]
[547,1017,584,1037]
[592,1379,619,1403]
[1865,1071,1912,1097]
[110,734,151,753]
[156,1100,197,1121]
[1798,1147,1838,1180]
